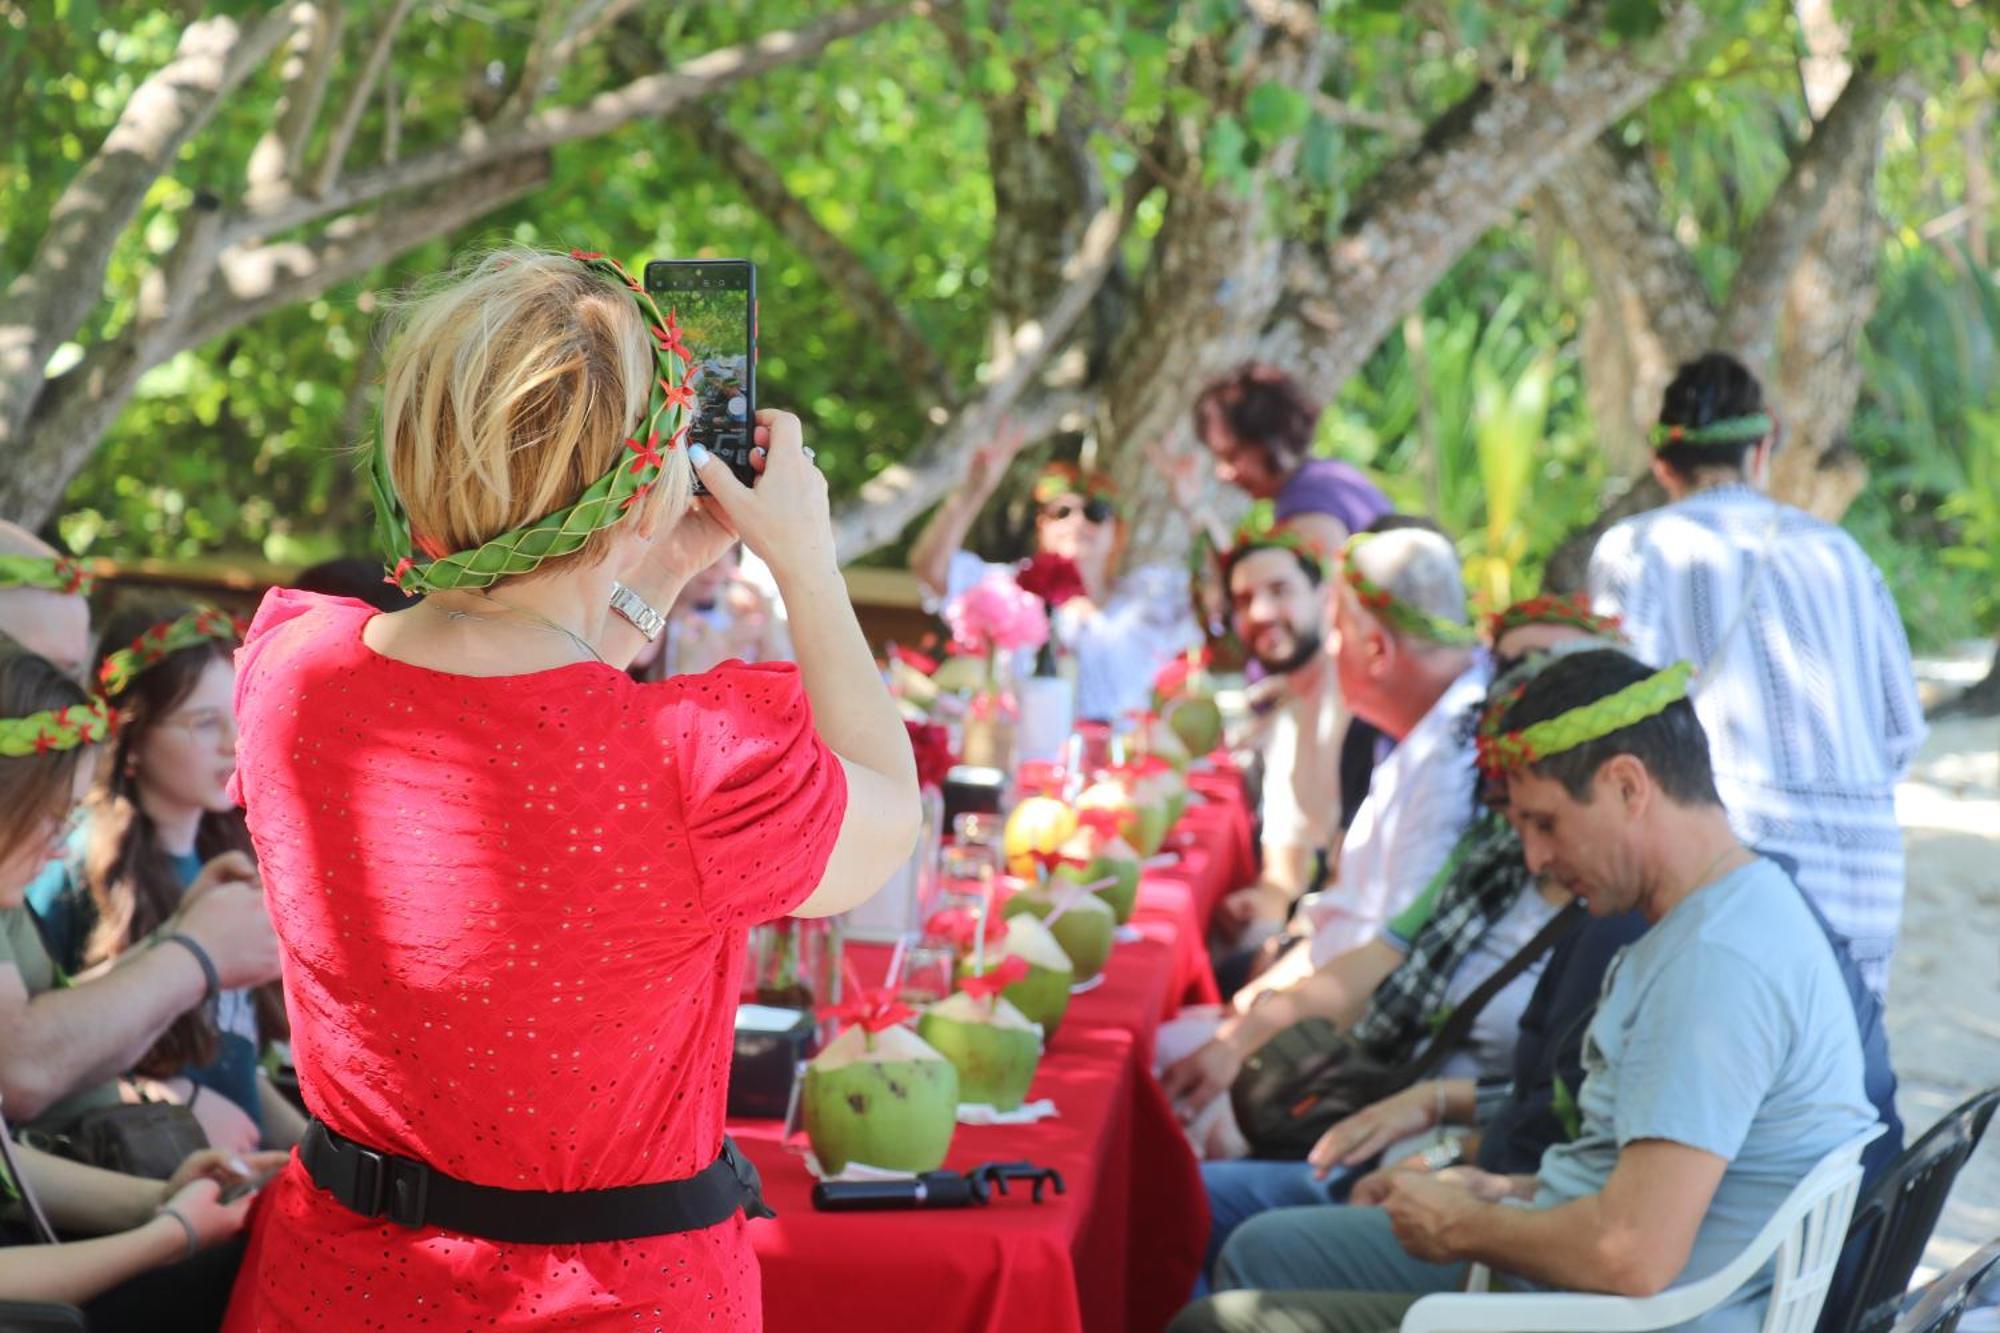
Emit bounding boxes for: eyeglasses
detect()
[158,708,235,743]
[1037,497,1115,525]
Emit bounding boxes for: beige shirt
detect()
[1253,657,1347,862]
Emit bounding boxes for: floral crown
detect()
[0,555,94,597]
[370,251,693,595]
[1477,659,1694,776]
[1031,463,1117,512]
[1485,594,1623,645]
[97,606,244,699]
[1338,533,1475,646]
[1227,517,1329,578]
[0,695,111,758]
[1647,413,1773,450]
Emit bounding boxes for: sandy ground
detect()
[1890,651,2000,1294]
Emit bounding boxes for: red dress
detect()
[221,591,845,1331]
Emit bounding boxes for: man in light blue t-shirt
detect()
[1170,649,1880,1333]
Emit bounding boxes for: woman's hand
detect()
[689,410,834,585]
[1159,1036,1247,1120]
[159,1147,289,1207]
[158,1177,255,1253]
[966,417,1030,499]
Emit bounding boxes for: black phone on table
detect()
[642,259,758,491]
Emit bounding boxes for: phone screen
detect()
[642,260,757,489]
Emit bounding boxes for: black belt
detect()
[300,1119,775,1244]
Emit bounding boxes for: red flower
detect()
[386,557,414,588]
[1074,808,1126,842]
[958,955,1030,1000]
[905,720,955,791]
[821,987,917,1035]
[925,906,1006,950]
[1016,552,1086,608]
[892,645,939,676]
[660,379,696,414]
[569,249,604,261]
[620,482,654,513]
[627,431,664,475]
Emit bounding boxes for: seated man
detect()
[1162,530,1488,1126]
[1215,525,1344,971]
[0,527,279,1137]
[1174,649,1882,1333]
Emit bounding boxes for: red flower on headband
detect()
[821,987,917,1035]
[569,249,604,261]
[906,720,955,791]
[627,431,664,475]
[386,557,414,589]
[656,312,690,366]
[1016,552,1086,609]
[958,955,1030,1000]
[660,379,695,414]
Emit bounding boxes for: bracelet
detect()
[161,933,220,1003]
[156,1205,199,1261]
[608,582,666,642]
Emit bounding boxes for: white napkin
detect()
[804,1154,919,1183]
[956,1098,1058,1126]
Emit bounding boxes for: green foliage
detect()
[1844,244,2000,648]
[1318,239,1605,614]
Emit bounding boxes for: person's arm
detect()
[0,957,206,1122]
[908,420,1026,601]
[256,1071,308,1149]
[1383,1139,1727,1296]
[0,1173,260,1306]
[691,414,921,918]
[1160,937,1403,1112]
[1307,1077,1481,1177]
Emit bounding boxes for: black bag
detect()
[1231,902,1582,1159]
[34,1101,208,1181]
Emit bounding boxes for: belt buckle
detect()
[382,1157,431,1229]
[350,1146,386,1218]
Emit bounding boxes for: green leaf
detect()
[1605,0,1664,40]
[1244,81,1310,147]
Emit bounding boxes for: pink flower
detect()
[944,572,1050,656]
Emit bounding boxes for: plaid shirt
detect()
[1349,809,1535,1062]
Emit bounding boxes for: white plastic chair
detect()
[1402,1126,1884,1332]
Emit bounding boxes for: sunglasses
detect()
[1038,497,1115,525]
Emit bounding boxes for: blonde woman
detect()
[221,250,919,1331]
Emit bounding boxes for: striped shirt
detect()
[1588,484,1925,993]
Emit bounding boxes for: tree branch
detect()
[827,200,1128,561]
[310,0,417,198]
[1717,62,1891,368]
[225,4,909,247]
[0,9,293,457]
[3,155,551,527]
[1311,91,1422,139]
[551,0,649,70]
[683,104,956,414]
[1261,1,1707,404]
[494,0,570,124]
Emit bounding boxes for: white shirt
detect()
[1589,484,1925,991]
[939,550,1201,722]
[1307,658,1491,964]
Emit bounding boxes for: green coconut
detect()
[964,915,1074,1036]
[1166,694,1225,759]
[802,1024,959,1174]
[1063,850,1140,924]
[916,992,1042,1111]
[1001,883,1116,981]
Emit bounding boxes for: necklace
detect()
[433,590,605,665]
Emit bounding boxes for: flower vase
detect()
[959,651,1016,771]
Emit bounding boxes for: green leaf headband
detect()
[371,251,693,595]
[0,695,111,758]
[0,555,94,597]
[1647,413,1773,449]
[97,607,243,699]
[1032,463,1117,511]
[1227,518,1329,578]
[1338,533,1476,646]
[1485,594,1623,645]
[1477,659,1694,776]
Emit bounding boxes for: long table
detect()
[734,767,1254,1333]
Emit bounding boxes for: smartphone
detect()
[219,1164,285,1204]
[642,259,758,491]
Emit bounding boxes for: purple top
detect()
[1274,459,1392,535]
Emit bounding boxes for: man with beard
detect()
[1218,525,1342,967]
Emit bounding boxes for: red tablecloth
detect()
[737,764,1254,1333]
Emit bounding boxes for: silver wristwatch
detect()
[608,581,666,642]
